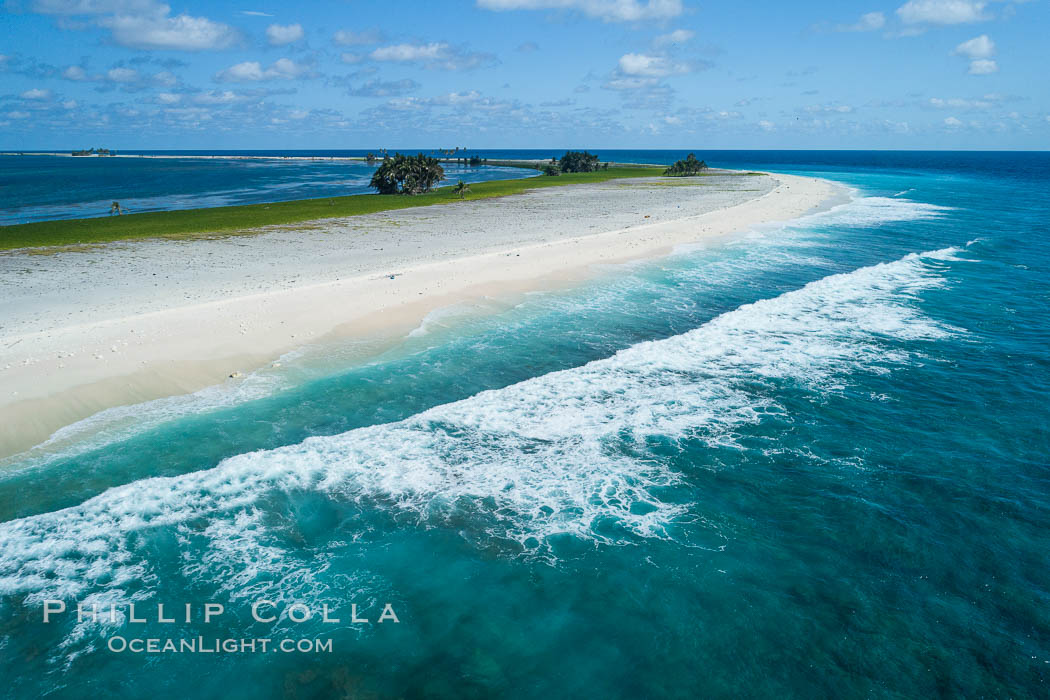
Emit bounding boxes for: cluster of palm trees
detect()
[663,153,708,176]
[368,153,446,195]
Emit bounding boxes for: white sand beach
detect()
[0,172,843,457]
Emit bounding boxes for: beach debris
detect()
[229,371,243,378]
[271,362,281,368]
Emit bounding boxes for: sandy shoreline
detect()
[0,172,844,458]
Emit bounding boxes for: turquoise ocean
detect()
[0,151,1048,697]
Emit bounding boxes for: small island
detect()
[71,147,115,156]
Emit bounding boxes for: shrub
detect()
[369,153,446,195]
[558,150,600,173]
[663,153,707,177]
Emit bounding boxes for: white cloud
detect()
[106,67,139,82]
[953,35,997,74]
[62,99,77,109]
[476,0,683,22]
[896,0,988,25]
[427,91,484,106]
[602,75,674,108]
[369,42,495,70]
[954,34,995,58]
[152,70,176,86]
[804,103,855,114]
[928,95,1001,109]
[371,42,448,61]
[7,111,31,119]
[59,63,176,88]
[346,78,419,97]
[100,12,238,50]
[367,90,507,116]
[944,116,963,125]
[29,0,239,50]
[837,11,885,31]
[62,65,89,80]
[758,119,774,131]
[156,92,181,104]
[617,53,687,77]
[194,90,253,104]
[266,23,303,45]
[604,76,658,90]
[241,10,273,16]
[214,58,311,82]
[706,110,742,121]
[29,0,158,14]
[333,29,382,46]
[653,29,694,46]
[20,88,52,99]
[968,58,998,74]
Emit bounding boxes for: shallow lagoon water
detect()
[0,152,1048,698]
[0,153,536,224]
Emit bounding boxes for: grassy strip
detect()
[0,166,671,251]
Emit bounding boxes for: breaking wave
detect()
[0,245,965,609]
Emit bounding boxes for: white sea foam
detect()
[792,194,953,229]
[0,245,965,609]
[405,301,496,339]
[3,192,948,473]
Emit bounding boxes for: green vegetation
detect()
[369,153,445,195]
[664,153,708,177]
[558,150,601,173]
[453,180,471,198]
[0,165,663,251]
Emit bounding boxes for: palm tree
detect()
[663,153,707,176]
[369,153,445,195]
[453,180,471,198]
[559,150,600,173]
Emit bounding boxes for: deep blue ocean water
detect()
[0,151,1048,698]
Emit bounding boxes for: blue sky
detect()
[1,0,1047,149]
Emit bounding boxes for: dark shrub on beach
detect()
[558,150,601,173]
[542,164,561,176]
[664,153,707,176]
[369,153,445,195]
